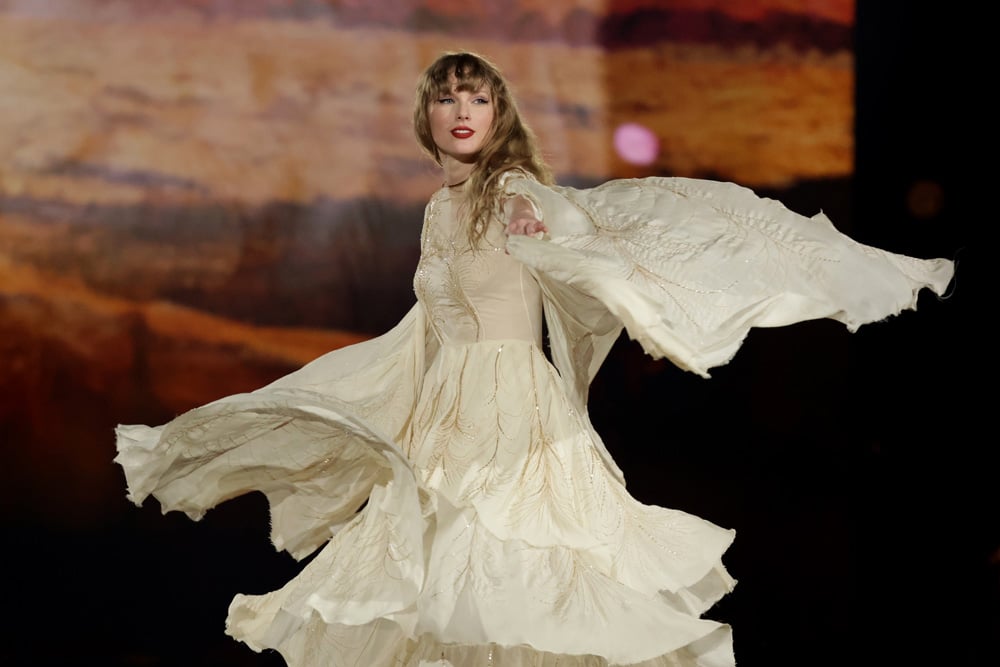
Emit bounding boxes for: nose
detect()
[456,102,471,121]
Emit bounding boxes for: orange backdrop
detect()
[1,0,855,525]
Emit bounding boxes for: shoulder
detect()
[497,169,547,203]
[497,167,538,188]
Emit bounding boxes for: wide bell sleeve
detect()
[503,175,955,380]
[114,303,437,560]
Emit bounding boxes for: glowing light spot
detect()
[613,122,659,166]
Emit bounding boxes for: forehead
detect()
[438,73,491,94]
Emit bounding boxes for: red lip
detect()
[451,126,474,138]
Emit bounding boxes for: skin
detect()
[505,197,547,238]
[428,74,548,240]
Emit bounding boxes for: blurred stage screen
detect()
[1,0,856,525]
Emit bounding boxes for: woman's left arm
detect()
[504,194,547,238]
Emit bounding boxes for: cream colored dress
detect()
[115,172,953,667]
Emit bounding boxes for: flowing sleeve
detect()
[503,175,955,379]
[114,303,436,560]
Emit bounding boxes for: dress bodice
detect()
[414,187,543,348]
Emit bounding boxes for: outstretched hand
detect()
[506,216,548,239]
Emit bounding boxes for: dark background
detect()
[4,2,994,667]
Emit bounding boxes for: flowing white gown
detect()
[115,172,954,667]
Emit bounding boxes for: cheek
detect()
[428,107,445,130]
[483,111,496,139]
[477,108,495,132]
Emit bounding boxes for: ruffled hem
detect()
[225,496,734,667]
[229,616,734,667]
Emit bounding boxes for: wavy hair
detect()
[414,51,553,247]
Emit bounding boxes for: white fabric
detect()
[115,172,953,667]
[502,174,954,380]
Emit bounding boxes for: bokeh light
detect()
[613,122,660,166]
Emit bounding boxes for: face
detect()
[427,76,494,164]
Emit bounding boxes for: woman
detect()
[116,52,954,666]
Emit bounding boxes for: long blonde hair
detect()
[414,51,553,246]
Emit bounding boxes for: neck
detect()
[441,157,474,189]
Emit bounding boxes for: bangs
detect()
[428,54,492,95]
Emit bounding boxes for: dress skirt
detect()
[209,340,736,666]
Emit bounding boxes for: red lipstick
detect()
[451,126,474,138]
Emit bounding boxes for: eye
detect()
[436,96,454,104]
[473,97,490,104]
